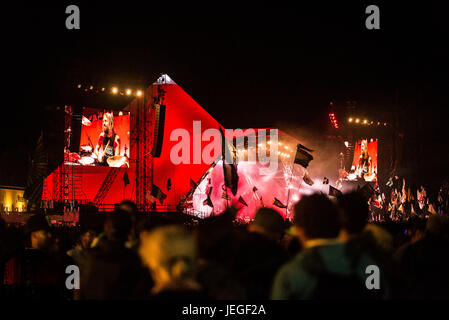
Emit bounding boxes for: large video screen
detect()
[345,138,378,182]
[64,107,130,167]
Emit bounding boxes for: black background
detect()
[1,2,448,187]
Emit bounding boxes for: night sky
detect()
[1,2,448,186]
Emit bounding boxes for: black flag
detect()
[123,171,130,186]
[150,185,167,204]
[238,196,248,207]
[303,172,314,186]
[329,185,343,197]
[203,197,213,208]
[294,144,314,168]
[220,127,239,195]
[203,186,213,207]
[273,197,287,209]
[166,178,171,191]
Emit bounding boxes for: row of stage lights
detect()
[77,84,143,97]
[235,141,293,159]
[348,117,387,126]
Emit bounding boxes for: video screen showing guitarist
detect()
[356,139,372,180]
[94,112,121,166]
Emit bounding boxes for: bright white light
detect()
[126,89,132,95]
[136,90,143,97]
[112,87,118,94]
[344,141,349,148]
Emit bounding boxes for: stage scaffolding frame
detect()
[132,86,154,211]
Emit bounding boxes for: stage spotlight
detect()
[363,119,368,124]
[112,87,118,94]
[136,90,143,97]
[77,84,82,88]
[101,87,105,91]
[126,89,132,95]
[89,86,93,90]
[355,118,360,123]
[377,122,380,125]
[384,123,387,126]
[348,117,353,122]
[344,141,349,148]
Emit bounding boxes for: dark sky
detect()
[1,2,449,185]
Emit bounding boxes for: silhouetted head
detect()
[104,209,132,242]
[294,194,340,243]
[24,214,52,250]
[249,207,286,241]
[337,192,369,236]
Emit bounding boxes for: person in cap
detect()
[3,213,70,299]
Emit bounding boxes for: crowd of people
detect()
[1,193,449,300]
[368,178,449,223]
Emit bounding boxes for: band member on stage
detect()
[356,140,372,180]
[94,112,121,166]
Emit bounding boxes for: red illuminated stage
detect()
[41,75,362,220]
[43,75,222,212]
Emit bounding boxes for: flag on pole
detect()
[203,186,214,207]
[303,172,314,186]
[273,197,287,209]
[123,171,130,186]
[166,178,171,191]
[238,196,248,207]
[150,185,167,204]
[220,127,239,196]
[386,177,393,187]
[294,143,314,168]
[329,185,343,197]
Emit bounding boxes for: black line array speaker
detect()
[151,104,166,157]
[70,105,82,153]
